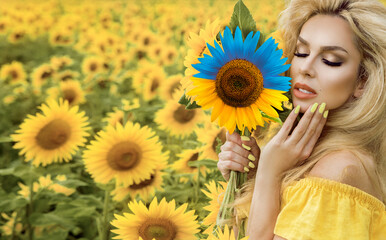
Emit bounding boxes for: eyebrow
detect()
[298,36,348,54]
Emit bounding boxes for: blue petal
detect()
[242,31,256,60]
[263,64,291,76]
[221,27,236,60]
[252,38,277,67]
[193,72,216,80]
[192,63,219,75]
[234,27,243,58]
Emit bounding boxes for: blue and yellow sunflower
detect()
[187,26,291,134]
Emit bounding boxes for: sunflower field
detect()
[1,0,385,239]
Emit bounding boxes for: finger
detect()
[297,103,325,146]
[289,103,318,143]
[218,150,250,168]
[226,131,242,145]
[245,136,260,163]
[220,141,251,160]
[275,105,301,141]
[300,111,327,159]
[217,159,247,175]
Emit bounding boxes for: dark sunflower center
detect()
[41,70,52,79]
[151,78,160,92]
[10,70,18,80]
[89,63,97,72]
[187,152,199,169]
[173,105,195,123]
[106,141,141,171]
[129,173,155,190]
[35,119,71,150]
[139,219,176,240]
[216,59,263,107]
[212,129,226,152]
[62,89,76,104]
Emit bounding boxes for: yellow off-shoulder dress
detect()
[274,177,386,240]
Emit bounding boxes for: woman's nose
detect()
[299,57,316,78]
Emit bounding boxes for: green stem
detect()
[27,173,34,240]
[101,189,111,240]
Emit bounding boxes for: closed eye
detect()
[322,59,342,67]
[294,52,342,67]
[294,52,308,57]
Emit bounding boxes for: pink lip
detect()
[293,83,317,99]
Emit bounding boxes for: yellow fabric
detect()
[274,177,386,240]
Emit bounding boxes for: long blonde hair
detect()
[235,0,386,219]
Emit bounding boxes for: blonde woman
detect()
[217,0,386,239]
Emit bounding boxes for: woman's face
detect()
[290,14,362,113]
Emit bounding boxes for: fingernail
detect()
[248,154,255,161]
[319,103,326,114]
[294,105,300,114]
[311,103,318,113]
[242,144,251,151]
[244,167,249,172]
[323,110,329,118]
[241,136,250,141]
[249,162,255,168]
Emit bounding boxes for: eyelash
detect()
[294,52,342,67]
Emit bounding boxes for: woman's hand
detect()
[217,131,260,181]
[258,103,328,179]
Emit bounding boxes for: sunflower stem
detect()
[101,188,111,240]
[27,165,34,240]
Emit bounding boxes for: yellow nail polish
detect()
[244,167,249,172]
[294,105,300,114]
[241,136,250,141]
[323,110,329,118]
[319,103,326,114]
[311,103,318,113]
[249,162,255,168]
[242,144,251,151]
[248,154,255,161]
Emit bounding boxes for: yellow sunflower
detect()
[103,107,135,128]
[31,64,55,88]
[81,56,106,76]
[82,122,168,187]
[196,122,226,161]
[154,91,205,138]
[55,70,80,81]
[0,17,11,35]
[159,45,178,66]
[11,99,90,166]
[111,167,165,202]
[59,80,86,106]
[160,74,183,101]
[8,26,27,43]
[172,148,206,175]
[110,197,200,240]
[142,69,166,101]
[50,55,74,71]
[208,225,249,240]
[183,19,222,97]
[0,61,27,84]
[202,181,227,232]
[49,27,74,46]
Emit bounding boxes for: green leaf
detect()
[229,0,257,40]
[0,136,13,143]
[186,101,201,109]
[178,92,201,109]
[29,212,75,228]
[178,92,190,105]
[0,195,28,212]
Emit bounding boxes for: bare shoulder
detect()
[309,150,378,195]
